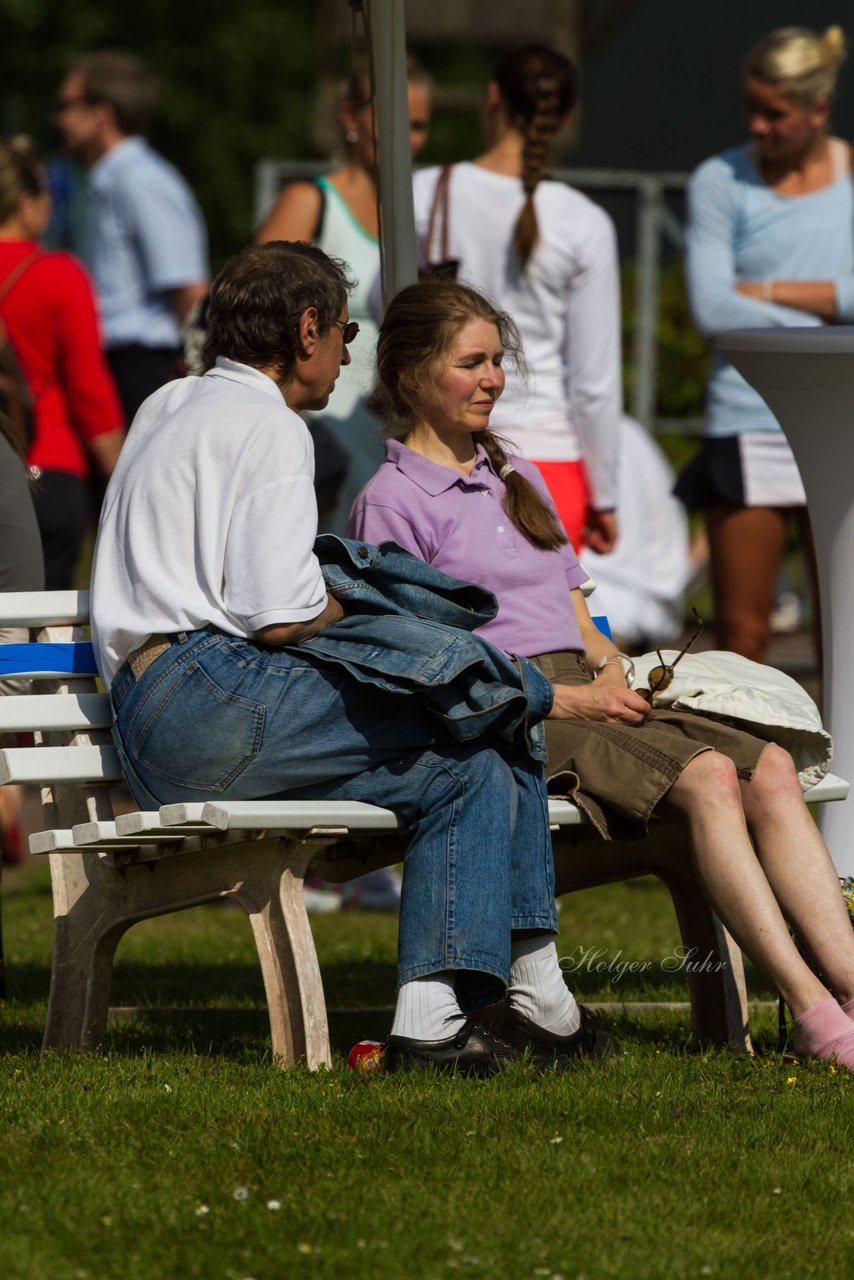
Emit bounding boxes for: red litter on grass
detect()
[348,1040,386,1072]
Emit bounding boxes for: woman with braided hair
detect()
[411,44,621,553]
[349,278,854,1074]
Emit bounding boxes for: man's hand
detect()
[585,509,618,554]
[255,594,344,647]
[548,679,649,725]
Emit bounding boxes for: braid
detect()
[513,73,564,268]
[478,430,567,550]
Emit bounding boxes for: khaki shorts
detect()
[534,650,768,840]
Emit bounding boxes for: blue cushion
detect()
[0,642,97,677]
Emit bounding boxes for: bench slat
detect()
[157,803,215,828]
[115,811,215,837]
[0,642,97,678]
[0,590,90,627]
[30,832,147,854]
[0,692,111,733]
[199,800,406,833]
[72,820,193,847]
[547,799,588,826]
[0,744,122,785]
[804,772,849,803]
[29,829,77,854]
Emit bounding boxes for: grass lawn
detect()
[1,857,851,1280]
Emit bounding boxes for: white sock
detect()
[390,973,467,1042]
[508,936,580,1036]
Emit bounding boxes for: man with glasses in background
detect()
[55,50,209,421]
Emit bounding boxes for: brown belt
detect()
[128,633,172,680]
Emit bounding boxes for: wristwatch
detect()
[595,652,635,687]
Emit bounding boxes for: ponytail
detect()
[478,430,567,550]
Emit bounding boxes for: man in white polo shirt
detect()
[89,240,586,1076]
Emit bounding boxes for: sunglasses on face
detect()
[638,608,704,703]
[335,320,360,344]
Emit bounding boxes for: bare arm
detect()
[166,281,210,325]
[88,427,126,479]
[736,280,837,323]
[255,181,324,244]
[255,594,344,647]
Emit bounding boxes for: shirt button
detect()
[358,546,369,558]
[497,525,505,533]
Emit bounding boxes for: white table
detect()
[719,327,854,876]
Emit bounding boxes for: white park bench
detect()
[0,590,846,1068]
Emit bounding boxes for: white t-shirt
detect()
[91,359,327,687]
[412,162,622,508]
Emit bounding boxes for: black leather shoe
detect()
[384,1018,527,1075]
[499,1005,620,1067]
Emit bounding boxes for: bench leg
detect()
[43,852,128,1051]
[43,840,332,1069]
[656,866,752,1052]
[230,840,332,1070]
[552,823,753,1052]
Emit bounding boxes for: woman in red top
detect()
[0,137,124,588]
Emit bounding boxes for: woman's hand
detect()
[548,678,650,725]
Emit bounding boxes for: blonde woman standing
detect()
[412,44,621,553]
[678,26,852,662]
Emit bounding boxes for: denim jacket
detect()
[285,536,554,760]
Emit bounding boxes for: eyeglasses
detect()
[335,320,360,345]
[638,608,704,703]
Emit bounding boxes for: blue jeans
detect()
[110,629,557,999]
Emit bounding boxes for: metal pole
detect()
[364,0,418,309]
[633,175,662,430]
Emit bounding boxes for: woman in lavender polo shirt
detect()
[348,278,854,1071]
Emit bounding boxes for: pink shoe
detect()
[793,997,854,1069]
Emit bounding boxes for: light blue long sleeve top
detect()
[686,144,854,436]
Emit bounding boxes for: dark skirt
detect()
[675,434,806,511]
[674,436,744,510]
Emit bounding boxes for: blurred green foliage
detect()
[621,256,712,419]
[0,2,498,270]
[1,0,320,267]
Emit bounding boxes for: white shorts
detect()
[739,432,806,507]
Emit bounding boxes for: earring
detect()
[346,128,359,143]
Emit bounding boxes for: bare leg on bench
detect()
[737,743,854,1003]
[661,751,829,1019]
